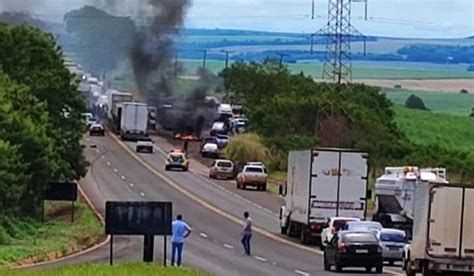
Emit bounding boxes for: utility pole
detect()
[315,0,367,84]
[174,53,178,77]
[276,52,288,66]
[202,50,207,68]
[311,0,315,19]
[221,50,234,68]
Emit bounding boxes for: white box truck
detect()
[120,102,149,141]
[403,183,474,276]
[106,90,133,133]
[279,148,370,244]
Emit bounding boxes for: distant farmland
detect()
[180,59,474,80]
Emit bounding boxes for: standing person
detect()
[241,211,252,256]
[171,214,192,266]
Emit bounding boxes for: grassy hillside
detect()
[1,263,207,276]
[393,105,474,153]
[0,202,103,266]
[386,90,474,115]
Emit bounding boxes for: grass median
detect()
[0,200,103,267]
[0,262,208,276]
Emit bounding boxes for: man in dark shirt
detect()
[241,211,252,256]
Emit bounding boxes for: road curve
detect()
[31,134,394,276]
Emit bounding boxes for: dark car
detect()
[323,230,383,273]
[89,123,105,136]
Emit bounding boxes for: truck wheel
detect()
[261,184,267,192]
[365,266,372,273]
[376,265,383,273]
[165,165,170,171]
[335,262,343,272]
[236,182,241,189]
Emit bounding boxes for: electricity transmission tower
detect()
[314,0,367,84]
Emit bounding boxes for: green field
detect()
[0,202,103,266]
[393,105,474,153]
[0,262,207,276]
[385,90,474,115]
[180,59,474,80]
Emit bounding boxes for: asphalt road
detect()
[32,133,396,275]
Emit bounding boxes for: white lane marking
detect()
[199,232,208,238]
[106,161,111,166]
[86,138,90,141]
[113,168,118,173]
[294,270,310,276]
[129,183,134,187]
[95,149,100,153]
[272,262,277,266]
[101,155,106,159]
[254,256,267,262]
[140,192,145,197]
[121,175,126,180]
[223,243,234,250]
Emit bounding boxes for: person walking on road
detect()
[171,214,192,266]
[241,211,252,256]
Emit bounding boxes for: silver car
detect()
[377,228,407,265]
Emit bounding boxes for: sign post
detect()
[105,201,172,265]
[43,182,78,223]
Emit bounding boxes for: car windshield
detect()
[217,161,232,168]
[333,219,355,231]
[170,155,184,162]
[245,167,263,173]
[347,222,381,231]
[380,232,406,243]
[343,233,378,243]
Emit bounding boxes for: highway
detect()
[33,133,397,275]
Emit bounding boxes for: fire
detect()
[173,133,200,141]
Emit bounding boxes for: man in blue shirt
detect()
[171,214,192,266]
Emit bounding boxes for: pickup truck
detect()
[236,165,267,191]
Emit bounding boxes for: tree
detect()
[0,24,88,215]
[64,6,136,76]
[220,62,405,171]
[405,94,427,110]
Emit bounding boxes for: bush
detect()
[460,88,468,94]
[222,133,275,169]
[0,226,10,245]
[405,94,428,110]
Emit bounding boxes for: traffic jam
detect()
[81,77,474,275]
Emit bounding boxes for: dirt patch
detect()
[356,78,474,93]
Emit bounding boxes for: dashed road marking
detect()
[294,269,310,276]
[272,262,277,266]
[223,243,234,250]
[106,161,111,166]
[121,175,126,180]
[95,149,100,153]
[199,232,208,238]
[114,132,403,276]
[113,168,118,173]
[140,192,145,197]
[129,183,134,187]
[86,138,90,141]
[101,155,106,159]
[254,256,267,262]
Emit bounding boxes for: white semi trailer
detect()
[403,182,474,276]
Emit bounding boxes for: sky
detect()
[1,0,473,38]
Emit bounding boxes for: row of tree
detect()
[219,61,474,182]
[0,23,87,220]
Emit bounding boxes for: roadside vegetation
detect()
[0,262,207,276]
[0,23,93,264]
[219,61,474,183]
[0,202,102,265]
